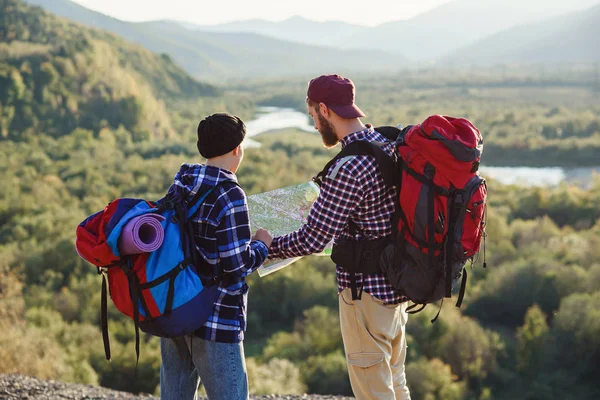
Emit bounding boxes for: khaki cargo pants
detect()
[339,288,411,400]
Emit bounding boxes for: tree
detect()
[246,358,306,395]
[262,305,342,363]
[303,351,352,395]
[439,311,503,384]
[516,304,549,376]
[0,67,26,104]
[406,358,466,400]
[552,292,600,381]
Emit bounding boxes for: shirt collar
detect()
[340,124,375,148]
[202,164,238,183]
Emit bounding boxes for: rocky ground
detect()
[0,374,355,400]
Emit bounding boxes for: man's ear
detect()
[319,102,329,117]
[232,145,241,156]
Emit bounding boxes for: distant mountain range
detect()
[442,4,600,65]
[23,0,406,80]
[190,0,600,60]
[21,0,600,81]
[182,16,366,47]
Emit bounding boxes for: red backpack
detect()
[315,115,487,316]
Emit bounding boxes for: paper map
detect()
[247,181,332,277]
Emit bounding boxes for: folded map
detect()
[247,181,332,277]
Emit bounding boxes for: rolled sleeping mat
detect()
[119,214,165,255]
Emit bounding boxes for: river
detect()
[245,107,599,187]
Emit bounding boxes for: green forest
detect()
[1,0,599,399]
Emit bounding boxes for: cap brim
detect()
[328,103,365,119]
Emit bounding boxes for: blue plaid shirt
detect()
[269,126,408,304]
[167,163,268,343]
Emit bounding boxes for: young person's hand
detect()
[252,228,273,248]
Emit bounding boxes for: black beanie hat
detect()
[197,113,246,158]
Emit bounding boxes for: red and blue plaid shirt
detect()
[167,164,268,343]
[269,126,408,304]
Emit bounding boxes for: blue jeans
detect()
[160,336,249,400]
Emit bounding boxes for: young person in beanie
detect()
[160,113,272,400]
[268,75,411,400]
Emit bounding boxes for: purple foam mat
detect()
[119,214,165,255]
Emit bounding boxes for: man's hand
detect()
[253,228,273,248]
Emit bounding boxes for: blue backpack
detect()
[76,181,234,362]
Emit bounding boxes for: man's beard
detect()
[317,112,338,148]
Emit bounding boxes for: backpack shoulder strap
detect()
[313,142,365,186]
[313,141,398,187]
[179,180,240,285]
[328,156,356,180]
[374,125,413,144]
[185,180,240,220]
[364,141,399,187]
[374,126,403,141]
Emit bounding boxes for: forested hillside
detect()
[0,0,218,141]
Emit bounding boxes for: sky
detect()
[71,0,453,26]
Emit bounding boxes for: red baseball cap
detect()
[307,74,365,119]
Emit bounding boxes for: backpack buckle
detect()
[119,259,134,277]
[162,199,175,210]
[454,193,464,207]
